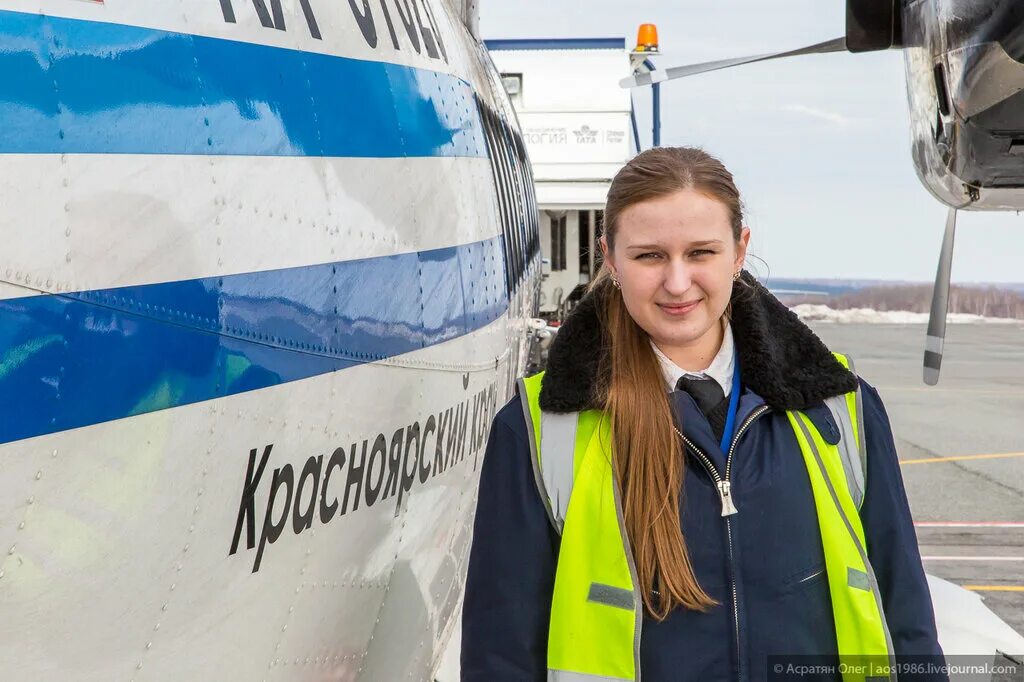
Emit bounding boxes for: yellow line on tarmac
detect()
[877,386,1022,394]
[901,451,1024,465]
[963,585,1024,592]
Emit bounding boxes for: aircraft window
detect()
[495,125,520,281]
[476,95,542,290]
[506,126,527,277]
[501,123,524,282]
[496,119,520,277]
[521,162,539,267]
[517,136,534,267]
[478,102,514,293]
[524,150,540,262]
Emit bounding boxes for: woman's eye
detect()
[635,250,715,260]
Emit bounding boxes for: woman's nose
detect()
[663,259,692,294]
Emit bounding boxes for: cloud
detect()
[781,104,865,129]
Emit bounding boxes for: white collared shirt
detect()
[651,322,735,397]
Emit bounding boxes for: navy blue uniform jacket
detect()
[461,276,945,681]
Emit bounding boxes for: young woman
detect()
[461,147,945,681]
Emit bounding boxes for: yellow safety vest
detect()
[517,354,896,682]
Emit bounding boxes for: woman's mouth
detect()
[658,300,701,316]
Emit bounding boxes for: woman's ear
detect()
[600,235,614,273]
[735,227,751,271]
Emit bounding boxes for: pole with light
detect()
[629,23,661,150]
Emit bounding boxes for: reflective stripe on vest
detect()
[787,411,897,681]
[540,410,577,533]
[827,354,868,510]
[519,375,558,531]
[519,374,640,681]
[519,352,895,682]
[548,672,631,682]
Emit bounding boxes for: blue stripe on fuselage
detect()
[0,237,508,445]
[0,10,485,157]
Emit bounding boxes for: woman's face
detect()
[601,188,750,358]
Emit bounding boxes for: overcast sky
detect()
[480,0,1024,283]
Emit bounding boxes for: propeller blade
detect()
[620,37,847,88]
[924,208,957,385]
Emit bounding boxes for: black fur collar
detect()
[539,271,857,413]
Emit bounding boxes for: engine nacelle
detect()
[903,0,1024,210]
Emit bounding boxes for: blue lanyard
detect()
[719,353,741,453]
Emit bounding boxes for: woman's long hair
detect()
[591,147,745,620]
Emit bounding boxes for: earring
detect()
[612,277,621,289]
[732,270,741,281]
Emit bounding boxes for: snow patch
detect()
[790,304,1022,325]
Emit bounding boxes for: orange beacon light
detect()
[634,23,659,53]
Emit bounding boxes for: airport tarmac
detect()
[808,322,1024,638]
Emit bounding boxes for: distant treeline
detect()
[789,284,1024,319]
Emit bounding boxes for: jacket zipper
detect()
[673,404,770,682]
[672,405,769,516]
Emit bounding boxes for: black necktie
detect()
[675,375,728,441]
